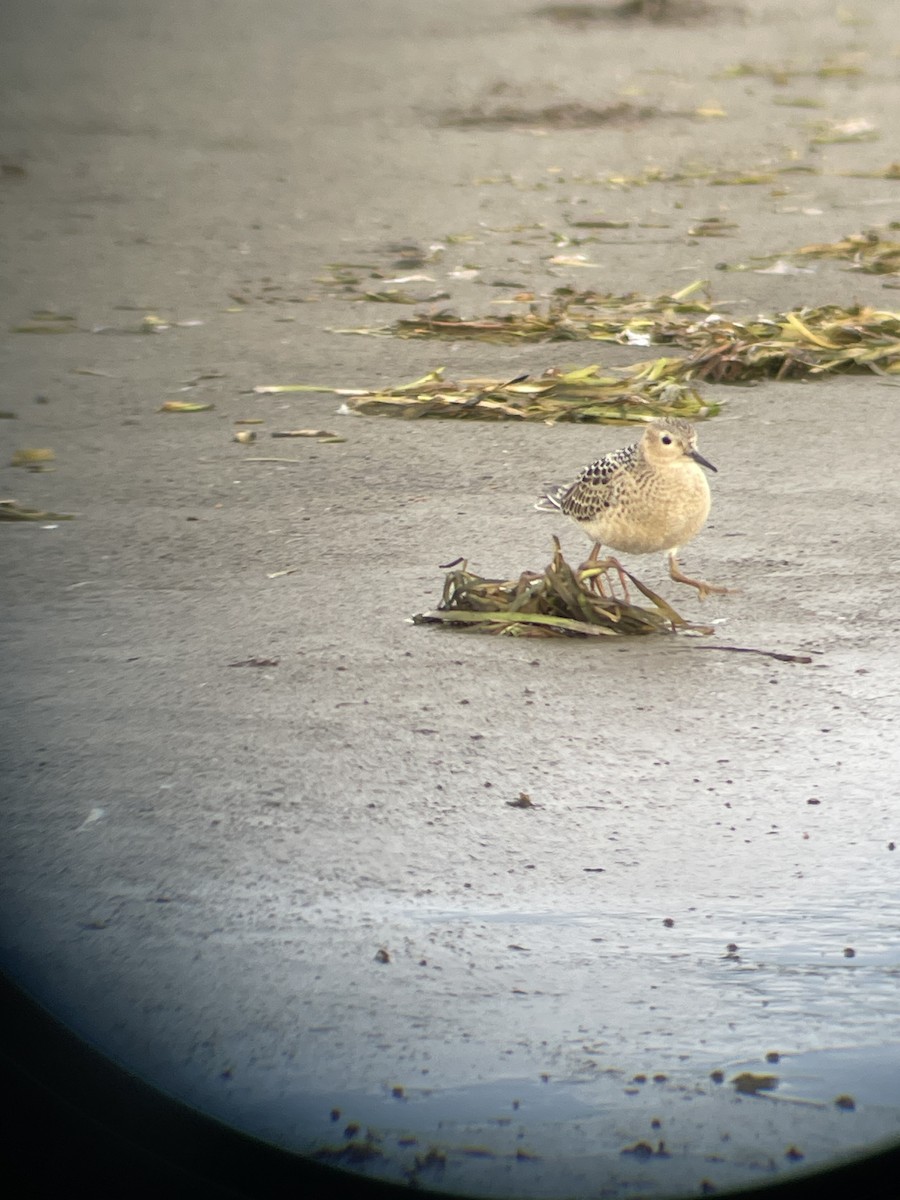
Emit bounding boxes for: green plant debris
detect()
[771,96,824,109]
[12,311,78,333]
[841,162,900,180]
[159,400,215,413]
[412,539,708,638]
[271,428,341,438]
[716,55,867,83]
[323,283,900,382]
[471,161,819,191]
[669,305,900,382]
[258,301,900,416]
[339,281,715,345]
[0,499,76,521]
[808,117,877,145]
[708,171,777,185]
[440,100,662,130]
[687,216,739,237]
[259,363,715,424]
[749,230,900,275]
[315,263,384,286]
[10,448,55,469]
[352,289,428,304]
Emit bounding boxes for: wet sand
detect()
[2,1,900,1195]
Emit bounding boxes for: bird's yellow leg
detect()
[667,550,735,601]
[579,543,631,602]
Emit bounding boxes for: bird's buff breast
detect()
[579,465,711,554]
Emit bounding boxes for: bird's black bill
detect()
[690,449,717,473]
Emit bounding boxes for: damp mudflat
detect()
[2,0,900,1197]
[211,898,900,1195]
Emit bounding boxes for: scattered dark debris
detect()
[843,947,856,958]
[710,1070,725,1084]
[621,1139,671,1158]
[414,1147,447,1170]
[785,1146,805,1161]
[226,277,314,305]
[834,1094,856,1111]
[374,947,391,964]
[731,1072,778,1095]
[662,917,675,927]
[766,1051,781,1063]
[507,792,536,808]
[693,645,813,663]
[534,2,722,27]
[226,657,280,668]
[314,1139,383,1166]
[688,217,740,238]
[353,287,450,304]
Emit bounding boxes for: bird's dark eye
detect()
[661,434,672,445]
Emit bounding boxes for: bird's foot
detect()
[579,550,631,603]
[668,555,736,601]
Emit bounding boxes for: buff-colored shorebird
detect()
[536,418,729,600]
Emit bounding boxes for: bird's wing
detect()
[534,484,568,512]
[559,444,637,516]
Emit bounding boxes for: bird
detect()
[535,417,729,599]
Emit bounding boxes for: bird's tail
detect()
[534,484,567,512]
